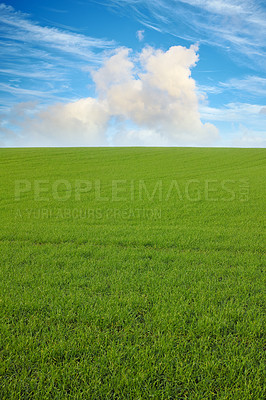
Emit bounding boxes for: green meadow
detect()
[0,147,265,399]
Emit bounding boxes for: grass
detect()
[0,147,265,399]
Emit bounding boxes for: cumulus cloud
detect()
[2,44,219,146]
[15,98,109,146]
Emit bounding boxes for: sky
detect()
[0,0,266,147]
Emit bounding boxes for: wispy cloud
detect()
[220,76,266,97]
[0,3,116,106]
[0,4,114,58]
[0,83,59,98]
[101,0,266,67]
[200,102,266,122]
[231,126,266,148]
[196,75,266,101]
[0,67,65,80]
[200,101,266,147]
[41,7,69,14]
[196,75,266,102]
[179,0,260,20]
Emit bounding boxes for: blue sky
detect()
[0,0,265,147]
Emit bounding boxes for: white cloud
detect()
[0,3,117,106]
[42,7,68,14]
[13,98,110,146]
[2,45,219,146]
[113,128,169,146]
[0,4,114,59]
[199,102,266,147]
[220,76,266,96]
[0,83,58,98]
[200,102,266,124]
[101,0,266,67]
[137,30,145,41]
[231,125,266,148]
[179,0,253,18]
[0,67,65,80]
[92,48,134,94]
[196,75,266,100]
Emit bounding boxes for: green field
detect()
[0,148,265,399]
